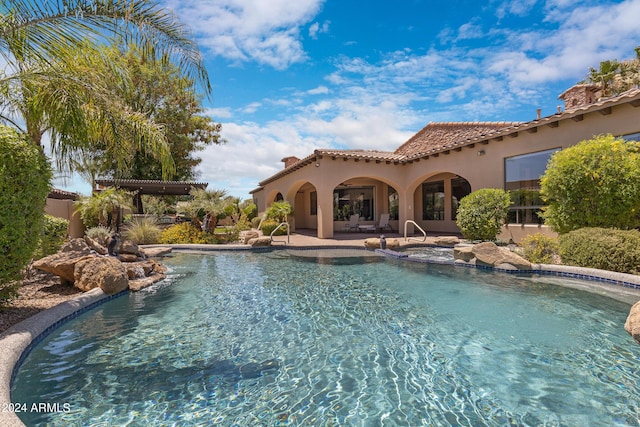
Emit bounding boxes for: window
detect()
[333,187,374,221]
[388,186,398,220]
[310,191,317,215]
[422,181,445,220]
[505,148,560,224]
[451,177,471,220]
[275,192,284,201]
[622,132,640,142]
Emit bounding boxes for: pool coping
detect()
[2,245,640,426]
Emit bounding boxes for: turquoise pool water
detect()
[12,251,640,426]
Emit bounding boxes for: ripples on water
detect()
[12,251,640,426]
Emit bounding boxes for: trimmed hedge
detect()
[559,227,640,275]
[159,223,217,244]
[0,126,52,302]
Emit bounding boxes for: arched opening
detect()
[413,173,471,234]
[274,192,284,202]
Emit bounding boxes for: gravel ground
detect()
[0,268,82,334]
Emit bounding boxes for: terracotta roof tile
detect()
[393,122,520,157]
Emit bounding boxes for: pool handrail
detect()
[270,221,290,244]
[404,220,427,242]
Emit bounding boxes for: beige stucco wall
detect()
[45,198,84,238]
[254,100,640,239]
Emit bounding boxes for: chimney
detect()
[536,109,541,120]
[281,156,300,169]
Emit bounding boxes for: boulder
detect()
[74,256,129,294]
[117,253,139,263]
[248,237,272,247]
[119,240,145,258]
[240,230,260,244]
[84,235,108,255]
[434,236,461,246]
[140,246,172,257]
[453,245,475,262]
[471,242,532,270]
[59,238,94,254]
[364,237,400,250]
[124,260,167,279]
[32,251,97,283]
[625,301,640,345]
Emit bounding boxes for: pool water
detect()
[12,251,640,426]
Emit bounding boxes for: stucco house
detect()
[251,85,640,241]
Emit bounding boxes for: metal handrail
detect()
[270,221,290,244]
[404,220,427,242]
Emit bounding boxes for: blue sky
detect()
[56,0,640,199]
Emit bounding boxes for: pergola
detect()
[95,179,208,214]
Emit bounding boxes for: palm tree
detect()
[0,0,210,178]
[588,59,620,96]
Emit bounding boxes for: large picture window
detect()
[422,181,445,220]
[333,187,374,221]
[505,148,560,224]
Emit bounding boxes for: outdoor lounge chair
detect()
[359,213,392,233]
[343,214,360,231]
[375,213,393,232]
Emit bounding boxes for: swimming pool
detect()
[11,250,640,426]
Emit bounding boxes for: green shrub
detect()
[540,134,640,233]
[519,233,559,264]
[265,201,293,222]
[456,188,512,241]
[234,213,252,232]
[0,126,52,302]
[558,227,640,274]
[251,216,262,229]
[33,215,69,260]
[122,216,162,244]
[159,223,217,244]
[243,202,258,220]
[260,220,288,236]
[85,226,113,246]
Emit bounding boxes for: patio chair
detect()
[343,214,360,232]
[375,213,393,233]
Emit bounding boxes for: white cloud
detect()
[307,85,329,95]
[309,20,330,39]
[164,0,324,69]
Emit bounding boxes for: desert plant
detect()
[260,220,288,236]
[251,216,262,229]
[558,227,640,274]
[0,126,52,302]
[456,188,512,241]
[75,188,133,229]
[85,226,113,246]
[33,215,69,260]
[266,201,294,223]
[122,216,162,245]
[540,134,640,233]
[519,233,560,264]
[159,223,217,244]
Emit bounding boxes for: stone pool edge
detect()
[0,288,122,427]
[2,245,640,426]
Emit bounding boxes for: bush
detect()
[265,201,293,222]
[540,134,640,233]
[85,226,113,246]
[251,216,262,229]
[159,223,217,244]
[260,220,288,236]
[519,233,559,264]
[243,202,258,221]
[0,126,52,302]
[456,188,512,241]
[33,215,69,260]
[122,216,162,245]
[558,227,640,274]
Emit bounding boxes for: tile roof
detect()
[393,122,521,157]
[255,88,640,188]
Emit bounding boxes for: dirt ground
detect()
[0,268,82,334]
